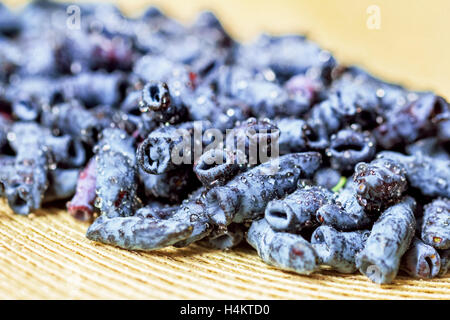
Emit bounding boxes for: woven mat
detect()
[0,199,448,299]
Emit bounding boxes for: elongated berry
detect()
[374,93,448,149]
[246,218,318,275]
[137,121,210,174]
[265,186,332,233]
[95,128,141,218]
[312,225,370,273]
[203,223,245,250]
[193,148,245,188]
[139,81,188,127]
[140,81,171,112]
[401,237,441,279]
[225,117,280,166]
[67,158,97,222]
[378,151,450,198]
[356,196,416,284]
[316,179,373,231]
[86,214,193,251]
[173,188,213,247]
[206,152,322,226]
[139,167,199,203]
[5,122,52,215]
[421,198,450,250]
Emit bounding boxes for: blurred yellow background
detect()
[4,0,450,100]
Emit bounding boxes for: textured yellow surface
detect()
[1,0,450,299]
[0,200,449,300]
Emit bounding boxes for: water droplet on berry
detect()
[376,88,385,98]
[226,108,235,117]
[356,163,367,172]
[7,132,16,141]
[94,198,102,208]
[437,178,447,189]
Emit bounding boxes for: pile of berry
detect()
[0,1,449,284]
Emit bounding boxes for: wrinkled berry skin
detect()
[133,56,193,105]
[140,81,171,111]
[356,196,416,284]
[139,81,188,127]
[438,249,450,277]
[276,118,328,154]
[316,180,373,231]
[206,152,322,226]
[353,158,408,213]
[421,198,450,250]
[246,218,318,275]
[226,117,280,166]
[374,93,449,149]
[172,189,214,248]
[67,158,97,222]
[86,214,193,251]
[132,187,212,249]
[95,128,141,218]
[203,223,245,250]
[401,237,441,279]
[328,127,376,172]
[265,186,332,233]
[309,66,408,133]
[5,122,52,215]
[312,225,370,273]
[193,148,244,188]
[137,121,210,174]
[139,167,198,203]
[378,151,450,198]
